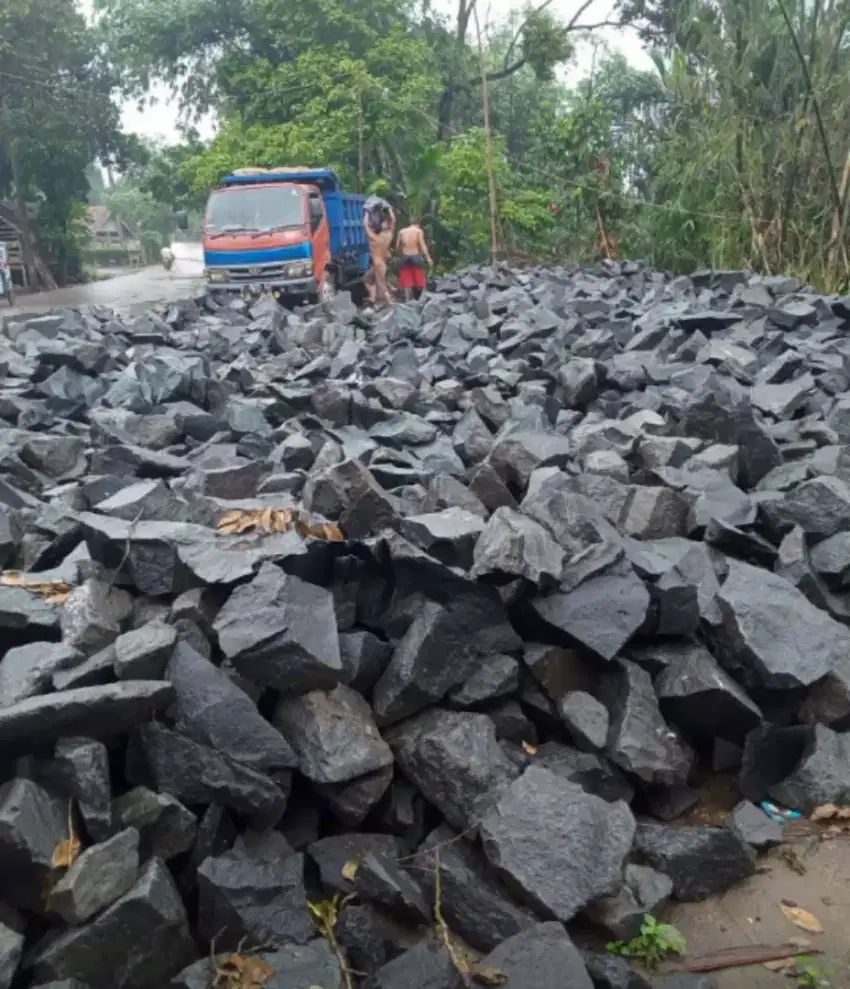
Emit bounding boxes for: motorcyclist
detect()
[161,245,175,272]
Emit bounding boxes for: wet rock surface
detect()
[0,262,848,988]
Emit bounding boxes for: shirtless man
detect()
[363,205,395,306]
[396,218,432,301]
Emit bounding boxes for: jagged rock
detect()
[60,579,133,655]
[528,566,650,662]
[728,800,783,849]
[113,620,177,679]
[388,709,517,829]
[470,507,565,585]
[32,859,195,989]
[634,822,756,900]
[214,564,343,693]
[767,723,850,811]
[581,951,652,989]
[0,642,81,707]
[308,833,407,897]
[399,508,485,569]
[51,828,140,925]
[336,903,417,973]
[30,737,112,840]
[128,722,287,823]
[352,851,430,924]
[416,824,535,952]
[714,559,850,691]
[373,587,519,726]
[449,653,521,708]
[557,691,609,751]
[479,923,594,989]
[338,631,393,693]
[0,778,66,914]
[584,864,673,939]
[167,640,297,771]
[480,766,635,921]
[370,939,463,989]
[0,905,24,989]
[654,641,762,743]
[197,842,314,949]
[0,681,174,751]
[172,941,342,989]
[273,684,393,783]
[112,787,197,862]
[601,660,694,785]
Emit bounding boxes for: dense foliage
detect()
[0,0,127,284]
[7,0,850,286]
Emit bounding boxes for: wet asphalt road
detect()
[7,243,205,317]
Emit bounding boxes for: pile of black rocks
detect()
[1,262,849,989]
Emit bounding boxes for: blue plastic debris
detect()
[760,800,802,824]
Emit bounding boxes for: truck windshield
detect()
[206,186,305,234]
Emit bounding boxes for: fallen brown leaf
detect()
[216,508,343,541]
[341,859,359,882]
[811,803,850,821]
[52,799,82,870]
[1,571,70,605]
[470,964,508,985]
[308,522,344,541]
[779,903,823,934]
[521,741,538,756]
[214,953,275,989]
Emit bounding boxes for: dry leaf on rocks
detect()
[1,571,70,605]
[521,741,538,756]
[308,521,344,541]
[52,804,81,870]
[341,859,360,882]
[216,508,343,541]
[470,965,508,985]
[779,903,824,934]
[811,803,850,821]
[215,954,275,989]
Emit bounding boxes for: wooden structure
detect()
[0,202,29,286]
[86,206,143,264]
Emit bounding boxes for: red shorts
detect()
[398,263,426,290]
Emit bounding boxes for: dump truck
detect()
[196,167,370,302]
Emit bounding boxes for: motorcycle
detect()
[161,248,175,273]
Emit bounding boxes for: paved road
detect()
[6,242,205,316]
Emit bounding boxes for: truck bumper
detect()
[205,275,318,296]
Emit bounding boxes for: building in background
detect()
[85,206,144,266]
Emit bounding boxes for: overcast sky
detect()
[82,0,650,144]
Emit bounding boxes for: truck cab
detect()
[202,168,370,301]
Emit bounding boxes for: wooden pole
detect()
[473,6,500,265]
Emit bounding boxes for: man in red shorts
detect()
[396,218,432,301]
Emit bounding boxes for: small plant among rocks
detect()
[794,957,829,988]
[606,914,688,970]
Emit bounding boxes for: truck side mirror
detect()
[174,210,189,231]
[309,198,323,231]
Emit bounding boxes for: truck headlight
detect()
[205,269,227,283]
[286,262,312,278]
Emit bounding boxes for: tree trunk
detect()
[0,94,39,288]
[437,0,476,142]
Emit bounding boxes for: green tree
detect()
[0,0,124,285]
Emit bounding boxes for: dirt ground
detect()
[668,836,850,988]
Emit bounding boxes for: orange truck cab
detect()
[201,167,370,302]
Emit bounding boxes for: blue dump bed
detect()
[222,169,370,275]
